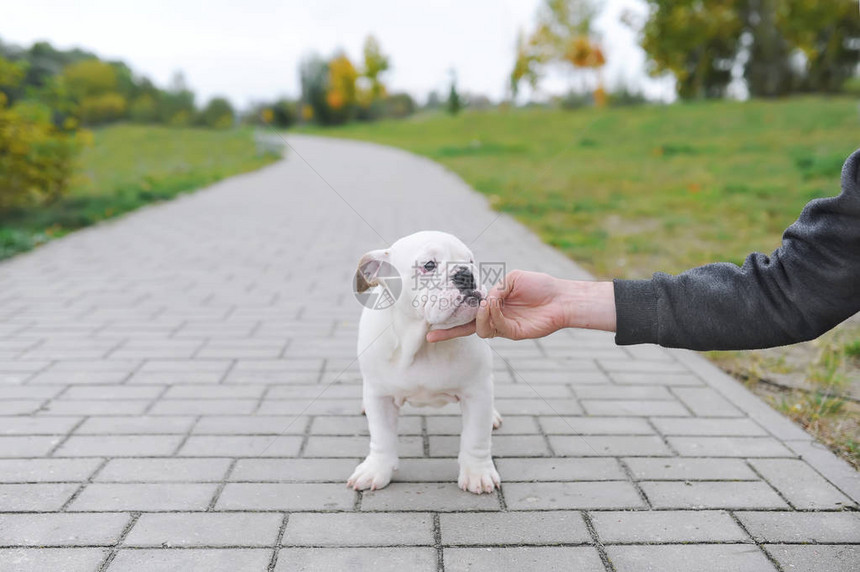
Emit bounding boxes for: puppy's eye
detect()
[423,261,437,272]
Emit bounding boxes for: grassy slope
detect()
[300,97,857,279]
[301,96,859,466]
[0,124,279,259]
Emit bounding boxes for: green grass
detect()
[0,124,280,260]
[298,96,858,279]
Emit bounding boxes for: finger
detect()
[487,297,511,338]
[488,271,515,299]
[475,298,494,338]
[426,321,476,343]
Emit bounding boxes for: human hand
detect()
[426,270,570,342]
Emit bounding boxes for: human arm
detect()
[614,148,860,350]
[425,271,616,342]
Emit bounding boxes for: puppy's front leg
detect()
[348,392,399,491]
[457,385,501,494]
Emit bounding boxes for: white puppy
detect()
[349,230,501,494]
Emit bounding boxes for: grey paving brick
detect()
[149,399,259,415]
[54,435,184,457]
[312,415,422,435]
[650,417,767,436]
[165,384,268,399]
[284,512,434,546]
[430,435,550,457]
[582,399,690,416]
[550,435,672,456]
[493,384,571,398]
[360,483,500,512]
[763,544,859,572]
[668,436,794,457]
[194,416,308,435]
[610,372,703,386]
[641,481,788,509]
[426,415,539,435]
[591,510,747,543]
[445,546,604,572]
[440,511,590,545]
[304,435,423,458]
[495,458,627,481]
[504,481,645,510]
[96,458,233,482]
[124,513,282,547]
[493,399,584,416]
[389,458,459,482]
[257,399,360,415]
[0,513,130,546]
[0,436,62,457]
[62,385,163,400]
[600,360,688,373]
[0,458,101,482]
[40,399,150,415]
[572,385,673,400]
[75,416,195,435]
[623,458,759,481]
[0,400,44,414]
[230,459,359,482]
[749,458,855,509]
[68,483,218,511]
[539,416,655,435]
[0,548,107,572]
[29,371,131,385]
[216,483,355,511]
[275,547,437,572]
[736,511,860,543]
[607,544,777,572]
[128,371,225,384]
[671,387,743,416]
[0,483,79,511]
[179,436,302,457]
[109,548,272,571]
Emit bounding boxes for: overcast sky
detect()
[5,0,675,108]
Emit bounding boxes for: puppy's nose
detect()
[452,267,476,292]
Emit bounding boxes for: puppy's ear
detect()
[355,249,388,293]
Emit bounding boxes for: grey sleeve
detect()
[613,148,860,351]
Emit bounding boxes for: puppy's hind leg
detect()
[457,387,501,494]
[348,391,400,491]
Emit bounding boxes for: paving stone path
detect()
[1,135,858,571]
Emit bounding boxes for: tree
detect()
[362,35,390,100]
[510,0,607,105]
[640,0,744,99]
[61,59,127,124]
[326,52,358,124]
[299,54,331,125]
[0,55,87,213]
[637,0,859,99]
[158,72,195,126]
[196,97,234,129]
[447,71,462,115]
[743,0,794,97]
[778,0,860,93]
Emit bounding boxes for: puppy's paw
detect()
[492,408,503,430]
[347,455,397,491]
[458,458,501,494]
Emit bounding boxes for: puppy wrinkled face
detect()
[396,237,486,329]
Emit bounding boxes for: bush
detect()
[196,97,234,129]
[0,96,87,213]
[383,93,416,118]
[78,92,126,124]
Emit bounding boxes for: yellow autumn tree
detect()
[326,52,358,122]
[510,0,607,106]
